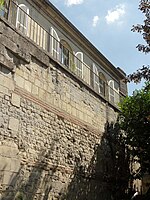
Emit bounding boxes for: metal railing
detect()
[0,0,125,108]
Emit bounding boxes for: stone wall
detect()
[0,17,119,200]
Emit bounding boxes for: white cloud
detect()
[92,16,99,27]
[105,4,126,24]
[65,0,84,6]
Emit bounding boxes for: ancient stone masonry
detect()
[0,17,119,200]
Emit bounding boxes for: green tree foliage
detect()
[127,0,150,83]
[0,0,4,7]
[119,83,150,178]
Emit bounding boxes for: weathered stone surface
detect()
[3,172,16,185]
[8,117,19,131]
[11,93,21,107]
[0,157,11,171]
[0,18,119,200]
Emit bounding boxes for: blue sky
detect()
[49,0,149,94]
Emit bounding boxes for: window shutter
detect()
[75,52,83,78]
[93,63,100,93]
[109,80,115,103]
[16,4,29,34]
[51,27,60,60]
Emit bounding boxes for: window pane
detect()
[19,10,27,27]
[60,45,69,67]
[75,52,83,78]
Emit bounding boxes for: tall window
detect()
[75,52,83,78]
[83,62,90,85]
[93,64,106,96]
[109,80,120,105]
[109,80,115,103]
[50,27,60,60]
[60,44,69,67]
[99,72,106,97]
[16,4,29,34]
[93,63,100,93]
[60,40,73,69]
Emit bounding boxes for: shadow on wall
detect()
[0,122,131,200]
[61,121,131,200]
[0,142,59,200]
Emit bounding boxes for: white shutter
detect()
[51,27,60,60]
[109,80,115,103]
[83,62,90,85]
[16,4,29,35]
[93,63,100,93]
[75,52,83,78]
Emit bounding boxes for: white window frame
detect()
[75,52,83,78]
[109,80,120,105]
[108,80,115,103]
[93,63,100,93]
[16,4,29,34]
[50,27,60,59]
[83,62,90,85]
[60,44,69,67]
[99,73,105,96]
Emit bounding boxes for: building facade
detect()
[0,0,127,199]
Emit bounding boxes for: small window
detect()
[16,4,29,34]
[75,52,83,78]
[50,27,60,60]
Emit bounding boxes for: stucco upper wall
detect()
[1,0,127,99]
[24,0,126,82]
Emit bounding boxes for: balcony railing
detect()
[0,0,125,108]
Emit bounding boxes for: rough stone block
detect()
[24,72,29,80]
[61,101,67,111]
[79,111,83,120]
[67,104,71,114]
[10,159,20,172]
[3,77,14,90]
[16,68,24,77]
[0,53,15,71]
[35,79,41,88]
[8,117,19,131]
[32,85,39,95]
[39,88,45,99]
[29,75,34,83]
[0,85,8,95]
[2,171,16,185]
[52,181,64,193]
[0,73,4,85]
[11,93,21,107]
[71,107,76,117]
[0,117,4,128]
[0,146,11,157]
[24,80,32,93]
[14,74,24,88]
[0,157,11,171]
[45,92,51,103]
